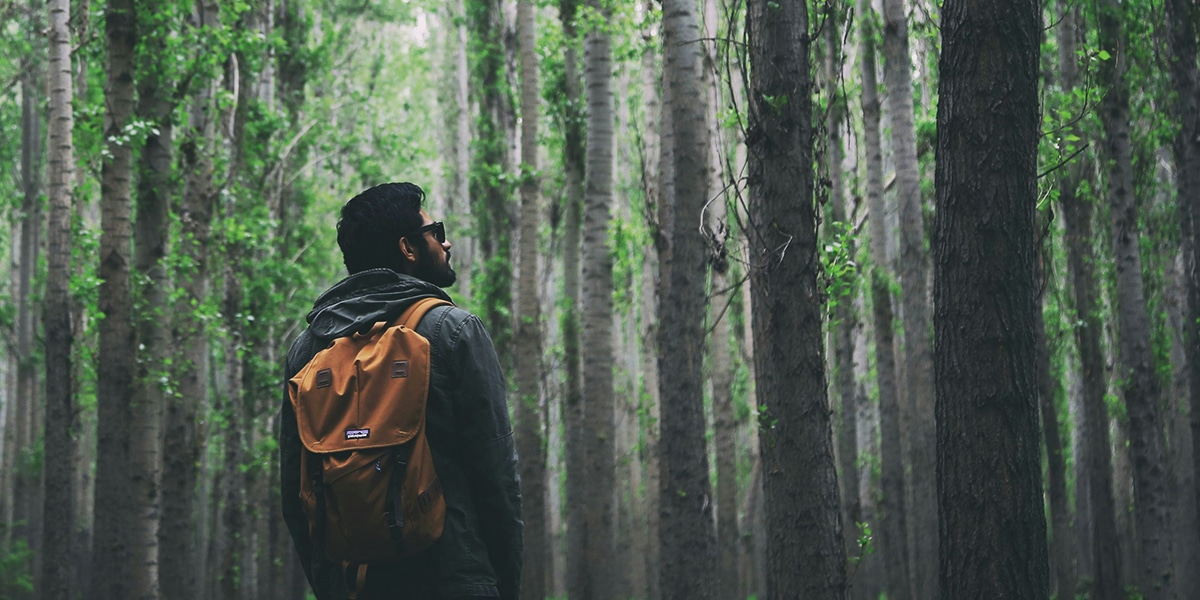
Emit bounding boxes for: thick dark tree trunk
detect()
[658,0,718,597]
[91,0,138,596]
[1098,1,1176,597]
[41,1,75,598]
[747,1,847,597]
[934,0,1048,597]
[1162,0,1200,564]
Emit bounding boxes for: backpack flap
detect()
[289,322,432,453]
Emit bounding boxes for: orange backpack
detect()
[288,297,450,595]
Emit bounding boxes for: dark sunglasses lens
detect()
[433,222,446,243]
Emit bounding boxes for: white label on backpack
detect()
[345,428,370,440]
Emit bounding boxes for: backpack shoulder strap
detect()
[397,296,453,330]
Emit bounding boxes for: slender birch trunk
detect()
[859,1,910,596]
[91,0,138,595]
[515,2,546,597]
[41,1,75,597]
[658,0,718,596]
[1098,1,1176,596]
[558,0,588,597]
[578,2,617,596]
[881,2,936,594]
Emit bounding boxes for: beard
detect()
[413,238,457,288]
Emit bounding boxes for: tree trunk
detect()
[1098,1,1176,596]
[658,1,718,597]
[515,2,546,597]
[858,0,910,596]
[219,266,246,600]
[7,6,44,578]
[160,4,221,597]
[578,2,617,595]
[934,1,1047,596]
[41,1,75,597]
[1162,0,1200,567]
[558,0,588,597]
[91,0,138,595]
[1055,3,1124,597]
[129,11,179,596]
[881,1,937,595]
[823,2,858,572]
[1036,246,1076,599]
[747,1,847,596]
[704,0,738,595]
[637,4,663,596]
[1062,171,1125,600]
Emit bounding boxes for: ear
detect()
[398,237,418,263]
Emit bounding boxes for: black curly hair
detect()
[336,182,426,274]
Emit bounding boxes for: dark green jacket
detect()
[280,269,523,600]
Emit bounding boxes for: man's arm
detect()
[449,314,524,600]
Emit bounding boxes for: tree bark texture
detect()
[160,4,222,598]
[859,0,911,596]
[881,2,937,596]
[1049,7,1087,597]
[515,2,547,597]
[91,0,138,596]
[1062,174,1125,600]
[578,1,618,596]
[1055,4,1124,597]
[1035,249,1075,599]
[934,0,1048,597]
[558,1,588,597]
[8,8,44,573]
[824,4,859,570]
[1098,1,1176,597]
[747,1,847,597]
[1162,0,1200,561]
[659,0,718,597]
[129,11,179,596]
[637,6,663,597]
[702,0,739,595]
[41,1,75,598]
[704,4,739,593]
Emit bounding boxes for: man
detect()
[280,182,523,600]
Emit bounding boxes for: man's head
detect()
[337,182,457,287]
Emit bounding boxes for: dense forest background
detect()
[0,0,1197,598]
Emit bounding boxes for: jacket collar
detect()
[305,269,451,340]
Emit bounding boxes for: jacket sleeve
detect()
[448,314,524,600]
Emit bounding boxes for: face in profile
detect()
[410,219,456,288]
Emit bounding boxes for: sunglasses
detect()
[406,221,446,244]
